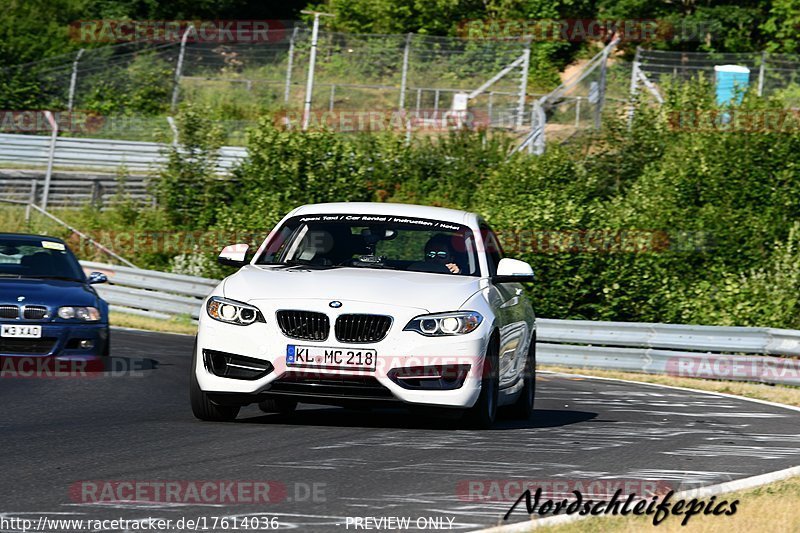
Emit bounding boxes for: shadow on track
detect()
[235,406,597,431]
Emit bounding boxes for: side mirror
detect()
[87,271,108,284]
[492,258,535,284]
[218,244,250,268]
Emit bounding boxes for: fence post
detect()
[594,44,612,130]
[170,27,193,112]
[488,91,494,126]
[434,89,440,114]
[398,33,412,110]
[42,111,58,210]
[575,97,581,127]
[67,49,85,112]
[627,46,641,129]
[517,41,530,128]
[301,11,335,131]
[757,51,767,97]
[415,88,422,113]
[284,26,299,104]
[329,84,336,111]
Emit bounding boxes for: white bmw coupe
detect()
[191,202,536,428]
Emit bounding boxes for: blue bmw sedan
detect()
[0,234,110,357]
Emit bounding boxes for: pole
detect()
[517,41,530,128]
[42,111,58,210]
[757,51,767,97]
[627,46,641,129]
[301,11,335,131]
[67,49,84,112]
[594,43,611,130]
[398,33,412,110]
[284,26,299,104]
[329,84,336,111]
[171,26,193,112]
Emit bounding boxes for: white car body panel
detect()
[194,202,536,411]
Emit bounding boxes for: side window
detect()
[480,223,504,276]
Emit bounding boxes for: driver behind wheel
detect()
[424,234,461,274]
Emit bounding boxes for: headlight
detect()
[404,311,483,336]
[58,306,101,321]
[206,296,264,326]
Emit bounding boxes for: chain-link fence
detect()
[635,48,800,106]
[1,27,534,144]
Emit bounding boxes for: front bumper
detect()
[0,322,109,357]
[195,299,491,409]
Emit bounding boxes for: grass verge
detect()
[110,311,197,336]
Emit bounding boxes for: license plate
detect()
[1,325,41,338]
[286,345,377,371]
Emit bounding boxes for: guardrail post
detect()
[91,180,104,209]
[25,180,36,223]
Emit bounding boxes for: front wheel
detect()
[190,341,240,422]
[506,333,536,420]
[462,339,499,429]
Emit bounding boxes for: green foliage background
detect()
[117,81,800,329]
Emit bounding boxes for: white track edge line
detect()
[474,370,800,532]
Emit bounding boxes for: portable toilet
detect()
[714,65,750,105]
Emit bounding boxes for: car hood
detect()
[0,278,97,307]
[223,265,484,313]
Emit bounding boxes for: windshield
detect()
[0,238,85,281]
[256,214,480,276]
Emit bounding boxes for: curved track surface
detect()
[1,329,799,531]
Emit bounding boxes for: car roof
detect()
[291,202,477,226]
[0,233,67,243]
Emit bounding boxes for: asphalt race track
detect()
[2,328,800,532]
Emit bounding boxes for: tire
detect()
[506,333,536,420]
[258,398,298,414]
[462,338,499,429]
[190,340,240,422]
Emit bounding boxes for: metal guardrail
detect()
[0,169,151,207]
[78,261,800,386]
[537,318,800,386]
[80,261,217,320]
[0,133,247,174]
